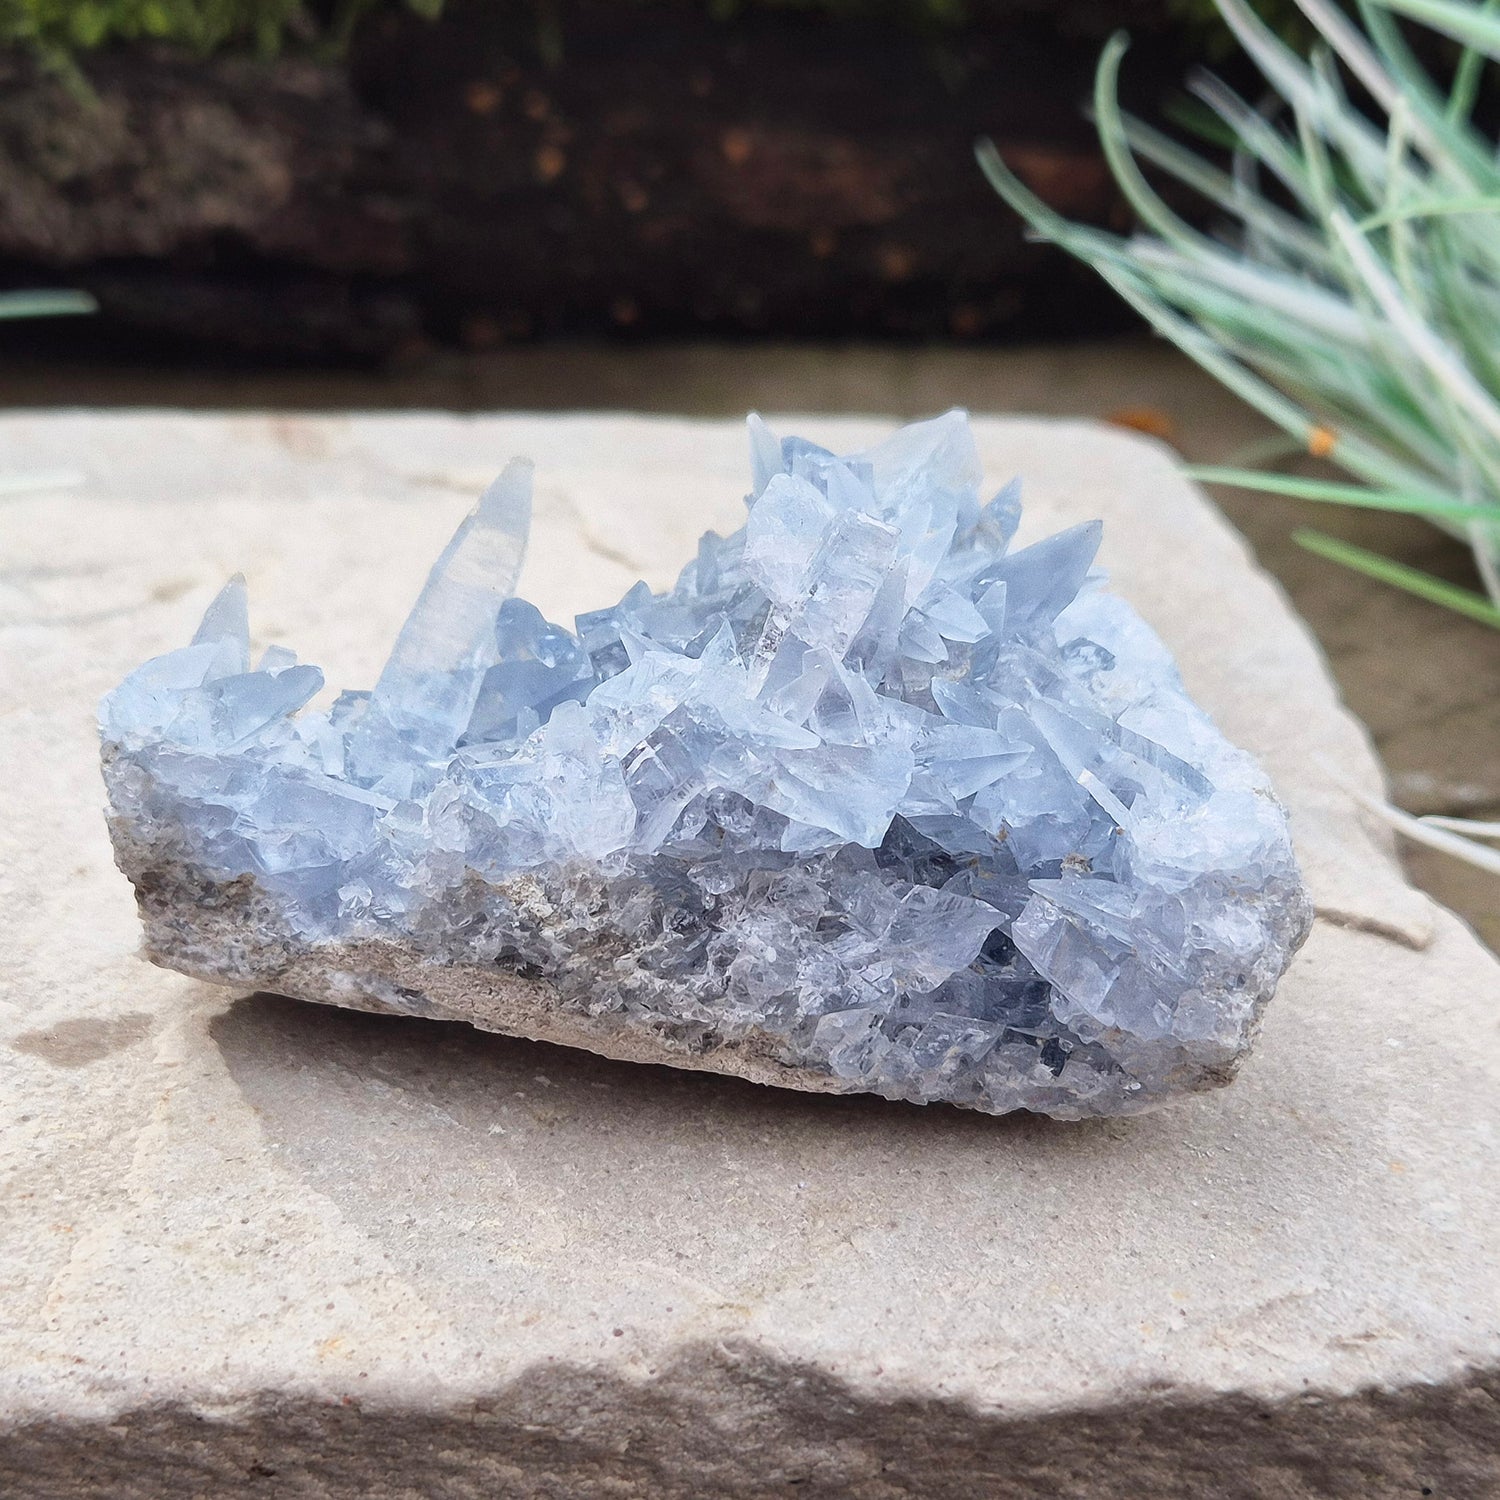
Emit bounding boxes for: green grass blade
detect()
[975,139,1079,246]
[1112,110,1335,267]
[1355,790,1500,873]
[1355,0,1500,186]
[1216,0,1390,192]
[1090,33,1213,257]
[1089,263,1332,440]
[1299,0,1470,181]
[1330,209,1500,446]
[1123,241,1368,342]
[1295,527,1500,624]
[1186,465,1493,518]
[1427,221,1500,392]
[1358,194,1500,229]
[1423,814,1500,836]
[1187,74,1328,215]
[1447,0,1499,119]
[1372,0,1500,59]
[0,290,96,320]
[1161,94,1243,150]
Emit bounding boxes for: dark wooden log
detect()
[0,1,1190,361]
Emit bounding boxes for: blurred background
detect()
[3,0,1496,946]
[0,0,1239,362]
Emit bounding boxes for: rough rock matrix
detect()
[100,412,1310,1118]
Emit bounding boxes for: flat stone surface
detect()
[3,412,1498,1497]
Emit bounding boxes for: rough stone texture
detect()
[3,412,1498,1496]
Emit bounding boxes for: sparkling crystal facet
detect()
[100,413,1311,1118]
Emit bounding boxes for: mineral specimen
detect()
[101,412,1311,1119]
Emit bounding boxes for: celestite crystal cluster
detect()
[101,413,1311,1118]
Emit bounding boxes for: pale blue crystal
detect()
[190,573,250,669]
[101,412,1311,1119]
[357,458,533,763]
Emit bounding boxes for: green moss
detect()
[0,0,1299,62]
[0,0,443,58]
[2,0,289,55]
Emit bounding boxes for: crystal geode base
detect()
[110,827,1282,1119]
[113,829,870,1102]
[102,414,1312,1120]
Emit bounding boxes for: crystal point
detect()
[364,457,533,759]
[191,574,250,673]
[101,415,1311,1119]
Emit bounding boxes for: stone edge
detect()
[2,1338,1495,1498]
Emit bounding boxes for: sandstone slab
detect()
[2,412,1498,1497]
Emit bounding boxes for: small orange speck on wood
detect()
[1106,407,1175,442]
[721,128,753,167]
[464,80,502,116]
[877,243,916,282]
[950,304,983,338]
[534,145,567,184]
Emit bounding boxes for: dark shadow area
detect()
[3,1325,1493,1498]
[0,0,1201,363]
[0,334,1156,411]
[210,986,1100,1152]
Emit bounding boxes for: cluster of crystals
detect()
[101,412,1309,1117]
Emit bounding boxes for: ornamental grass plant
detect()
[980,0,1500,873]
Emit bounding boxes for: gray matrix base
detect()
[3,412,1498,1497]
